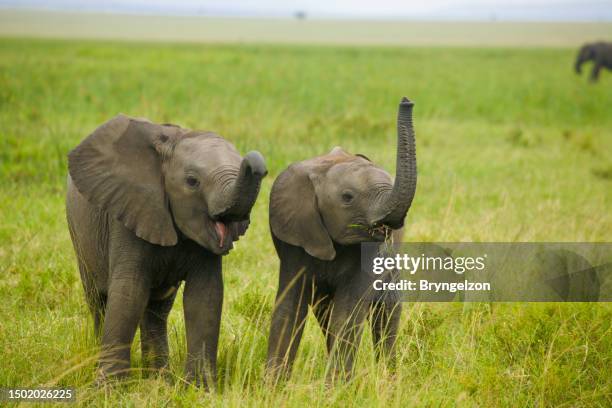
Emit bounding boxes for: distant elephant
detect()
[66,115,267,387]
[575,41,612,82]
[266,98,417,381]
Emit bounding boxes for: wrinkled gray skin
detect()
[266,98,417,382]
[66,115,266,387]
[575,42,612,82]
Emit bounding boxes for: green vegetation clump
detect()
[0,38,610,406]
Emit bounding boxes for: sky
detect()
[2,0,612,21]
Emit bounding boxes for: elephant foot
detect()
[93,370,122,389]
[182,370,217,392]
[93,360,132,387]
[264,363,291,388]
[154,367,175,385]
[140,366,174,386]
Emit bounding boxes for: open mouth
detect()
[214,221,231,248]
[209,217,249,253]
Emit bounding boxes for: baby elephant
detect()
[575,41,612,82]
[66,115,267,387]
[266,98,417,381]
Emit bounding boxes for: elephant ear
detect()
[68,114,178,246]
[270,163,336,260]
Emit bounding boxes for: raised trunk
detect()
[369,97,417,229]
[217,151,267,221]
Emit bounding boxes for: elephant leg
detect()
[91,294,107,340]
[590,63,602,82]
[265,266,311,383]
[370,301,401,366]
[312,292,334,353]
[77,260,107,339]
[183,255,223,390]
[324,293,368,383]
[99,275,150,381]
[140,291,177,376]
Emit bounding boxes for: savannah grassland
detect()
[0,16,611,407]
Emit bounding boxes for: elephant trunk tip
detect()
[400,97,414,107]
[245,150,268,178]
[214,151,267,222]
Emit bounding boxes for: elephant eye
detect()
[186,176,199,188]
[341,191,354,203]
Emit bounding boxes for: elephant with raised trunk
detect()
[66,115,267,387]
[575,42,612,82]
[266,98,417,382]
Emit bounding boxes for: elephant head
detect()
[575,43,597,74]
[68,115,267,255]
[270,98,417,260]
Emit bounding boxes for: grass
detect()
[0,37,611,406]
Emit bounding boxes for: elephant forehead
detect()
[327,161,391,183]
[175,136,242,165]
[304,150,353,167]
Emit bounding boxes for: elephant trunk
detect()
[218,151,267,221]
[575,46,591,74]
[369,97,417,229]
[575,56,584,74]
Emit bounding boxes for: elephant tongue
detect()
[214,221,228,248]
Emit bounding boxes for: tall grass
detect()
[0,38,610,406]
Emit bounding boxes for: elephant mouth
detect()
[369,224,392,242]
[208,217,249,254]
[349,223,392,242]
[211,220,235,255]
[214,221,230,248]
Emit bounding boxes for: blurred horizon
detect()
[1,8,610,46]
[1,0,612,22]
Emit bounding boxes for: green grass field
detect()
[0,36,611,406]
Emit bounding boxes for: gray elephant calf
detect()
[266,98,417,381]
[66,115,266,387]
